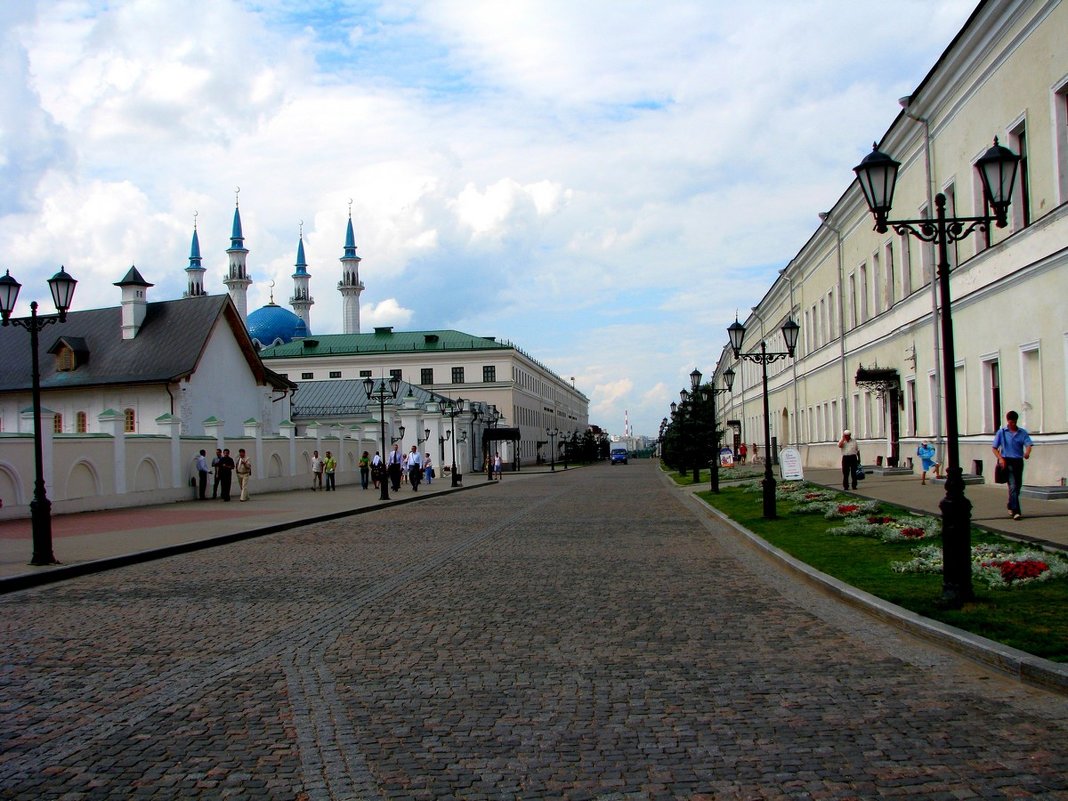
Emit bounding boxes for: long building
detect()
[714,0,1068,488]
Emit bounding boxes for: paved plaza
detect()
[1,462,1067,800]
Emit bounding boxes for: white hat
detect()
[843,429,851,436]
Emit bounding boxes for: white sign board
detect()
[779,447,804,481]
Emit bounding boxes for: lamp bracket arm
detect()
[738,351,788,366]
[889,215,991,245]
[8,313,62,333]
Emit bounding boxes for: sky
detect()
[0,0,977,438]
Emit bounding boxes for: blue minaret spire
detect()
[338,200,364,334]
[183,211,206,298]
[289,220,314,332]
[223,187,252,319]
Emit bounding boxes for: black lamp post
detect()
[546,427,558,472]
[688,368,704,483]
[481,405,501,481]
[853,137,1019,607]
[0,267,78,565]
[728,315,800,520]
[701,366,736,493]
[363,374,401,500]
[438,397,465,487]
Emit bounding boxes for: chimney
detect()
[114,266,153,340]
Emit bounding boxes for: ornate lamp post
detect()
[727,315,800,520]
[0,267,78,565]
[853,137,1019,607]
[688,368,704,483]
[363,374,401,500]
[700,365,736,493]
[546,427,559,472]
[438,397,465,487]
[482,405,501,481]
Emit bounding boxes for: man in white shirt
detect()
[407,445,423,490]
[310,450,324,491]
[388,444,403,491]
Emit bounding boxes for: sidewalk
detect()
[0,470,532,592]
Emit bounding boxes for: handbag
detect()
[994,462,1008,484]
[854,465,866,481]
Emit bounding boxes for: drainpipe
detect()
[900,94,943,456]
[818,212,848,433]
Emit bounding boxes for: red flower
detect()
[981,559,1049,582]
[900,527,925,538]
[868,515,893,525]
[837,504,859,514]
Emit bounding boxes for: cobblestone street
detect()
[2,462,1066,800]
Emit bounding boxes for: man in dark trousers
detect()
[388,443,403,492]
[211,448,223,498]
[217,448,236,501]
[195,449,209,500]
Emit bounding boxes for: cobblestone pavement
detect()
[1,462,1067,800]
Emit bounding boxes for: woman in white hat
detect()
[838,429,860,490]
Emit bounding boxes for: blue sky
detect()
[0,0,975,437]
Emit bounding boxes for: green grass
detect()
[697,483,1068,662]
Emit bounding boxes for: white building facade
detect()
[715,0,1068,487]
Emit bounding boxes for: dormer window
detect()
[48,336,89,372]
[56,346,75,372]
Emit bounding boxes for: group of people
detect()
[193,448,253,502]
[309,450,338,491]
[357,445,435,492]
[837,410,1034,519]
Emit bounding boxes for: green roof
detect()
[258,328,511,359]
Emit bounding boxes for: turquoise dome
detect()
[247,303,308,348]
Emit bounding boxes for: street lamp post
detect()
[546,427,558,471]
[688,368,704,483]
[363,374,401,500]
[728,316,800,520]
[483,405,500,481]
[0,267,78,565]
[853,138,1019,607]
[699,366,736,493]
[438,397,465,487]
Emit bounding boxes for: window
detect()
[944,183,958,269]
[848,272,857,330]
[420,368,434,385]
[871,250,881,314]
[301,372,314,380]
[1020,345,1041,431]
[1056,82,1068,204]
[53,413,63,434]
[56,347,75,372]
[359,370,372,378]
[329,371,342,379]
[483,366,496,383]
[982,358,1002,433]
[919,204,934,284]
[76,411,87,433]
[451,367,465,384]
[827,289,836,340]
[928,372,940,436]
[124,408,136,433]
[900,233,913,296]
[389,369,402,380]
[1009,121,1031,231]
[905,379,917,437]
[859,263,869,322]
[883,241,895,308]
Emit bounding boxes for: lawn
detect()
[694,480,1068,662]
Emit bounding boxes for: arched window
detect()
[123,408,136,433]
[53,413,63,434]
[76,411,88,433]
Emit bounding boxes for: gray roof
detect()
[0,295,278,394]
[292,379,450,420]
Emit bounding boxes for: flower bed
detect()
[893,543,1068,589]
[830,513,939,543]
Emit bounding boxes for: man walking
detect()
[407,445,422,490]
[217,448,235,501]
[195,449,209,500]
[388,444,403,492]
[992,410,1033,520]
[235,448,253,502]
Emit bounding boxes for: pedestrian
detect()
[323,450,337,491]
[217,448,235,501]
[310,450,324,491]
[371,451,382,489]
[493,451,503,481]
[407,445,422,490]
[916,440,939,484]
[235,448,253,501]
[195,449,209,500]
[992,410,1033,520]
[388,444,403,492]
[424,453,433,485]
[838,429,860,491]
[401,450,409,485]
[738,442,747,465]
[211,448,223,498]
[359,451,371,490]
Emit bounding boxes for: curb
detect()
[669,475,1068,696]
[0,481,491,595]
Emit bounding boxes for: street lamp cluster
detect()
[853,136,1019,607]
[363,375,401,500]
[438,397,466,488]
[0,267,79,565]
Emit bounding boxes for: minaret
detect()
[289,223,314,332]
[183,212,206,298]
[338,202,364,334]
[223,190,252,320]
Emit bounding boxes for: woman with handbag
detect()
[838,429,860,491]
